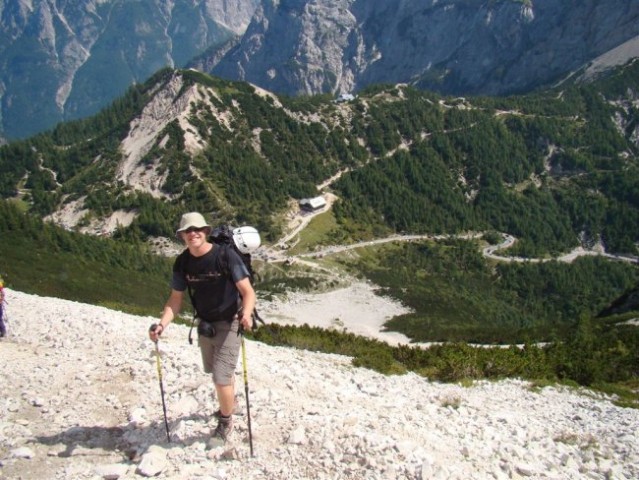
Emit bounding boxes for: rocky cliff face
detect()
[0,0,259,140]
[212,0,639,97]
[2,0,638,141]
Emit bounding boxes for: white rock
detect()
[93,463,129,479]
[287,426,306,445]
[136,446,168,477]
[515,463,537,476]
[11,446,35,459]
[173,395,199,417]
[128,407,148,425]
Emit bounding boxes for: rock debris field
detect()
[1,289,638,480]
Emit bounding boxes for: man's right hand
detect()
[149,323,164,342]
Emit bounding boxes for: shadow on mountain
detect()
[597,284,639,318]
[33,413,217,459]
[35,425,132,459]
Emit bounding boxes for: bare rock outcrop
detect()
[212,0,639,97]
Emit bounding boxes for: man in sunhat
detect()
[149,212,256,445]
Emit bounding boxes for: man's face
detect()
[181,227,209,248]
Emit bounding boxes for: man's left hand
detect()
[239,312,253,331]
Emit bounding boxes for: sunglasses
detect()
[183,227,207,234]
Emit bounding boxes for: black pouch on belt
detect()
[197,320,217,338]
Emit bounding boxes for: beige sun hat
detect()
[175,212,211,236]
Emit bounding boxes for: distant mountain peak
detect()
[0,0,260,140]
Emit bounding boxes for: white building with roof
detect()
[299,196,327,211]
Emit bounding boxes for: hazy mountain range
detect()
[1,0,639,141]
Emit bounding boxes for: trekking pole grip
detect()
[149,323,163,342]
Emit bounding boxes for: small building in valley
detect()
[299,196,327,212]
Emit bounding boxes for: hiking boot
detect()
[215,415,233,440]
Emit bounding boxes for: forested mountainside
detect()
[1,62,638,258]
[1,0,638,142]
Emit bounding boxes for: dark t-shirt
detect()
[172,245,250,321]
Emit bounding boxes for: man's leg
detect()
[215,382,235,417]
[208,319,241,444]
[212,319,241,415]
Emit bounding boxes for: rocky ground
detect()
[1,288,638,480]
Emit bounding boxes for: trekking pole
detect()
[240,331,255,457]
[150,324,171,443]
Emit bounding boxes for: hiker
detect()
[0,286,6,338]
[149,212,256,444]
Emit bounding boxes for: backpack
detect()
[211,225,265,323]
[209,225,261,286]
[184,225,265,343]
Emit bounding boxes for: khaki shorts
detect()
[197,318,241,386]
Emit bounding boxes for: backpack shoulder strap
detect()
[214,243,231,278]
[175,250,200,345]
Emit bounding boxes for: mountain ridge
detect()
[2,61,638,258]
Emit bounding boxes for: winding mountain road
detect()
[263,194,638,267]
